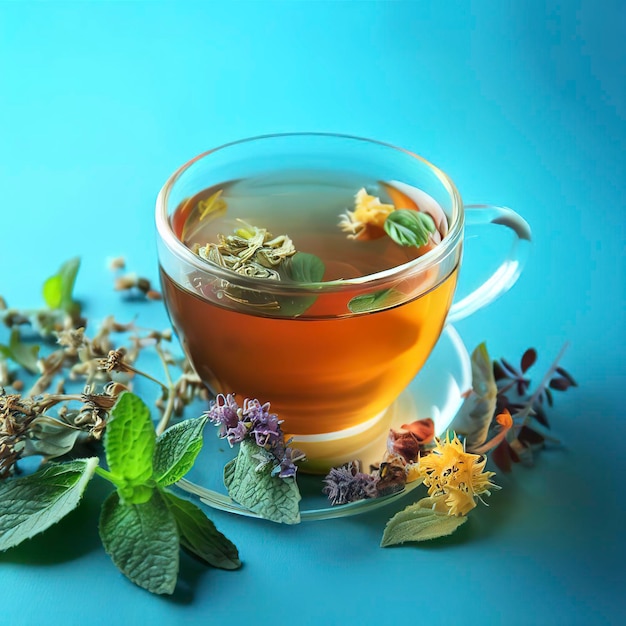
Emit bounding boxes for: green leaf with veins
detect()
[104,392,156,504]
[384,209,435,247]
[153,415,208,487]
[0,458,99,551]
[381,497,467,546]
[0,328,40,373]
[162,491,241,570]
[224,439,301,524]
[99,490,179,595]
[348,288,405,313]
[276,251,325,317]
[283,251,325,283]
[42,256,81,315]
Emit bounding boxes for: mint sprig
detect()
[0,391,240,595]
[97,391,241,593]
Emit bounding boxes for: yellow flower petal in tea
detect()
[339,188,396,239]
[198,189,227,222]
[418,433,498,516]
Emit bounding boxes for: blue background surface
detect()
[1,1,624,624]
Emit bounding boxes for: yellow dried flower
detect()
[418,433,498,516]
[339,188,396,239]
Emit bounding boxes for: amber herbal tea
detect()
[160,171,457,437]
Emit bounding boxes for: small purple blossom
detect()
[323,460,379,505]
[272,446,307,479]
[241,398,281,448]
[206,393,241,441]
[205,393,305,478]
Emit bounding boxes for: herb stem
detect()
[154,343,175,436]
[94,465,120,486]
[125,363,169,395]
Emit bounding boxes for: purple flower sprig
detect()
[205,393,305,479]
[322,460,379,505]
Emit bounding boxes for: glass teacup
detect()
[155,133,530,471]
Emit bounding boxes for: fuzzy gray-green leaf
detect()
[224,439,301,524]
[381,497,467,546]
[99,490,179,595]
[162,490,241,570]
[450,342,498,449]
[153,415,208,486]
[23,415,82,459]
[0,458,99,551]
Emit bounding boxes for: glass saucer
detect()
[175,325,471,521]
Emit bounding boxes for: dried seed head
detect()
[99,348,130,373]
[108,256,126,271]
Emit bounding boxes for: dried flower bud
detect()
[99,348,130,373]
[108,256,126,271]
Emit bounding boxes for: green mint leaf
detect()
[104,392,156,504]
[162,491,241,570]
[153,415,208,487]
[381,497,468,547]
[384,209,435,247]
[276,252,326,317]
[0,329,40,373]
[284,251,325,283]
[348,288,405,313]
[42,257,81,314]
[0,458,99,551]
[99,490,179,595]
[223,439,301,524]
[23,415,82,459]
[450,343,498,449]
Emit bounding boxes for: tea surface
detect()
[161,172,457,436]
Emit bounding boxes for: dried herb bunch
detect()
[323,342,575,546]
[0,257,240,595]
[0,258,207,479]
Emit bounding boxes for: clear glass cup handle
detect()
[447,204,531,324]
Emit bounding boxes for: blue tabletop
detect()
[1,1,624,624]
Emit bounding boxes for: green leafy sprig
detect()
[0,391,240,595]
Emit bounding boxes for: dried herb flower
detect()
[206,393,305,478]
[418,433,498,516]
[197,223,296,280]
[387,418,435,463]
[323,460,379,505]
[339,188,396,240]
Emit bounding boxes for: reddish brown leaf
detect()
[556,367,578,387]
[500,358,520,377]
[521,348,537,373]
[492,440,519,472]
[518,426,546,446]
[549,377,571,391]
[493,361,509,381]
